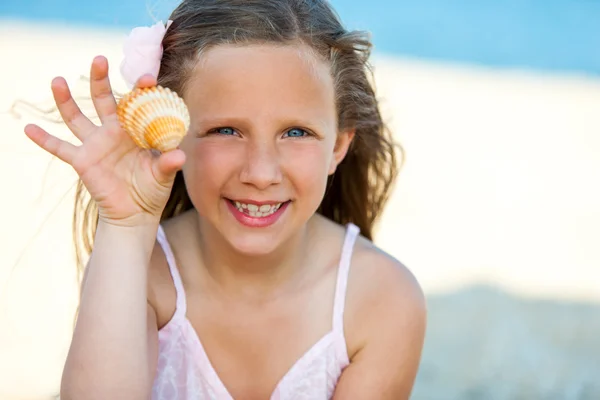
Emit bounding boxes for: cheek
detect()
[280,142,332,191]
[182,139,243,197]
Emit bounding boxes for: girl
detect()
[25,0,426,399]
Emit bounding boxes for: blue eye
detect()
[215,127,235,135]
[284,128,308,138]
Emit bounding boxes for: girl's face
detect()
[180,43,352,255]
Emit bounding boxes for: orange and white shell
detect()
[117,86,190,152]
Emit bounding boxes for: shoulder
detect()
[146,226,175,328]
[147,210,197,328]
[346,235,427,352]
[334,233,427,398]
[149,208,197,273]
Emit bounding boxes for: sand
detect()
[1,20,599,400]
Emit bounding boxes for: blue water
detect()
[2,0,599,76]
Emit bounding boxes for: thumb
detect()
[152,149,186,186]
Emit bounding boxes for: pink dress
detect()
[152,223,360,400]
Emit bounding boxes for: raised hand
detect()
[24,56,186,227]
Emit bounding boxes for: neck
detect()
[193,216,313,301]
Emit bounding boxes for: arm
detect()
[23,57,181,400]
[333,253,427,400]
[60,221,159,400]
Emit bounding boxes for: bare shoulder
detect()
[335,233,427,398]
[347,235,427,340]
[147,210,196,328]
[347,237,426,332]
[315,217,427,329]
[352,235,424,295]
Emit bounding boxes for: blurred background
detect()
[1,0,599,399]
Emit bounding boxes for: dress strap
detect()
[156,225,187,318]
[332,223,360,332]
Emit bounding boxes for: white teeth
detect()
[233,201,283,217]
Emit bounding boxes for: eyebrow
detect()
[193,115,333,133]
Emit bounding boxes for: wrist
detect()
[98,212,162,229]
[94,219,160,253]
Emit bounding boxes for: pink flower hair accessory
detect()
[120,20,173,88]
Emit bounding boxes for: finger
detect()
[24,124,78,165]
[134,73,158,90]
[152,149,186,186]
[90,55,119,125]
[51,77,96,141]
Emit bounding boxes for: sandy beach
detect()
[1,20,599,400]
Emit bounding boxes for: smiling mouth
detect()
[227,199,290,218]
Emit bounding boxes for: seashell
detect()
[117,85,190,152]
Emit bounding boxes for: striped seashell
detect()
[117,85,190,152]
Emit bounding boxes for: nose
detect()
[239,139,283,189]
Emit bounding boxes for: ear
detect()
[328,129,355,175]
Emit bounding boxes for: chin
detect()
[224,232,285,257]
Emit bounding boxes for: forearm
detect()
[61,221,158,399]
